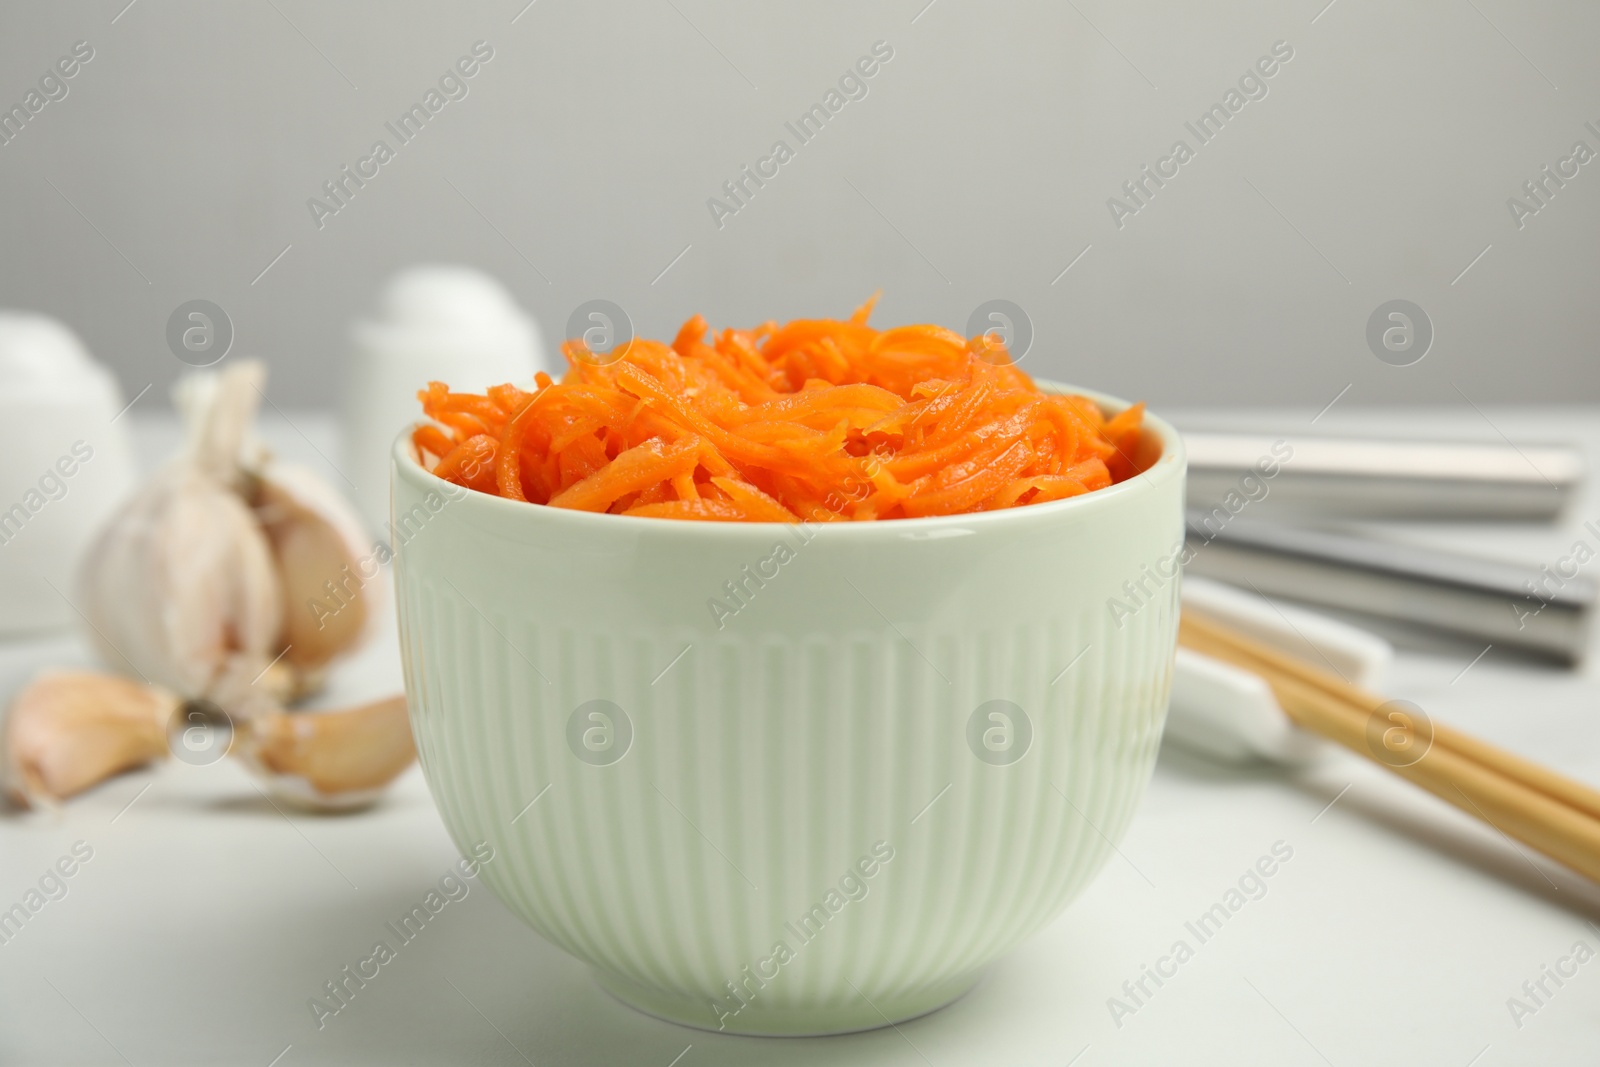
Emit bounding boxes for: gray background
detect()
[1,0,1596,410]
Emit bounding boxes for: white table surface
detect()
[3,407,1599,1066]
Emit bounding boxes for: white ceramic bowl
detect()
[391,384,1185,1035]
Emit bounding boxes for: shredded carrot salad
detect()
[413,296,1154,522]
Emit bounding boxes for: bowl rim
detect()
[390,379,1186,540]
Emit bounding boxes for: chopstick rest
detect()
[1167,648,1323,765]
[1182,577,1393,688]
[1178,609,1600,885]
[1165,577,1391,764]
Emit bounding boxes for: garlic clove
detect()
[235,695,415,811]
[3,670,178,807]
[250,460,381,701]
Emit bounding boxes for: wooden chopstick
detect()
[1180,612,1600,822]
[1179,610,1600,885]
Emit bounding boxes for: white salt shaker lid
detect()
[342,265,550,533]
[0,311,114,395]
[353,265,547,369]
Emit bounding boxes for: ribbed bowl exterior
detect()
[392,387,1186,1035]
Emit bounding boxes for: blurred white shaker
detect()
[341,266,550,533]
[0,312,137,634]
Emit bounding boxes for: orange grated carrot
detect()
[414,299,1154,522]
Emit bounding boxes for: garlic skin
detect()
[3,671,177,806]
[235,695,415,811]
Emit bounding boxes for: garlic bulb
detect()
[58,359,410,810]
[77,360,376,716]
[79,362,286,717]
[235,695,415,811]
[2,670,177,806]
